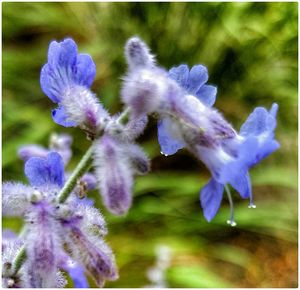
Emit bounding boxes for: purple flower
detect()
[25,151,64,188]
[169,64,217,107]
[199,103,279,222]
[148,62,279,223]
[3,151,117,287]
[158,64,217,156]
[40,38,108,133]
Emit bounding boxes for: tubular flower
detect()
[40,38,108,135]
[2,152,117,287]
[121,37,279,224]
[160,66,279,224]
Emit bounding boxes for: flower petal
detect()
[168,64,189,89]
[200,178,224,222]
[240,107,276,137]
[157,118,184,156]
[52,106,77,127]
[187,65,208,94]
[18,145,49,161]
[25,152,64,187]
[195,84,217,107]
[40,39,78,103]
[63,259,89,288]
[41,39,97,105]
[74,53,96,87]
[47,38,77,68]
[229,172,251,199]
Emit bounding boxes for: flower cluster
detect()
[121,37,279,225]
[3,36,279,288]
[40,38,150,215]
[3,152,117,288]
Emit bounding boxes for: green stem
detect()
[57,145,94,203]
[118,107,131,125]
[12,247,26,275]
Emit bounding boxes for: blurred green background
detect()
[2,2,298,288]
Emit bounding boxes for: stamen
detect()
[160,151,168,157]
[224,185,237,227]
[248,175,256,209]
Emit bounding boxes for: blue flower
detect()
[3,152,117,287]
[40,38,108,132]
[25,151,64,188]
[200,103,280,222]
[153,63,279,224]
[158,64,217,155]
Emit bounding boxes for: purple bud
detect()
[18,145,49,161]
[122,67,169,117]
[125,37,155,71]
[63,224,118,287]
[80,173,97,191]
[76,203,108,237]
[21,262,62,288]
[124,143,150,175]
[25,201,61,285]
[93,135,133,215]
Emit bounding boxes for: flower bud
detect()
[125,37,155,71]
[121,68,167,117]
[93,135,133,215]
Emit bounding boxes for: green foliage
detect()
[2,2,297,288]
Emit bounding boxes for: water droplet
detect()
[160,151,168,157]
[227,220,237,227]
[248,203,256,209]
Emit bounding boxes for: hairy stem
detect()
[12,247,26,275]
[118,107,131,125]
[57,145,94,203]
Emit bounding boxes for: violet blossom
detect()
[2,152,117,287]
[121,37,279,225]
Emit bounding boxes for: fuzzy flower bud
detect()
[125,36,155,71]
[93,135,133,215]
[25,201,62,287]
[121,67,168,117]
[123,143,150,175]
[63,222,118,287]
